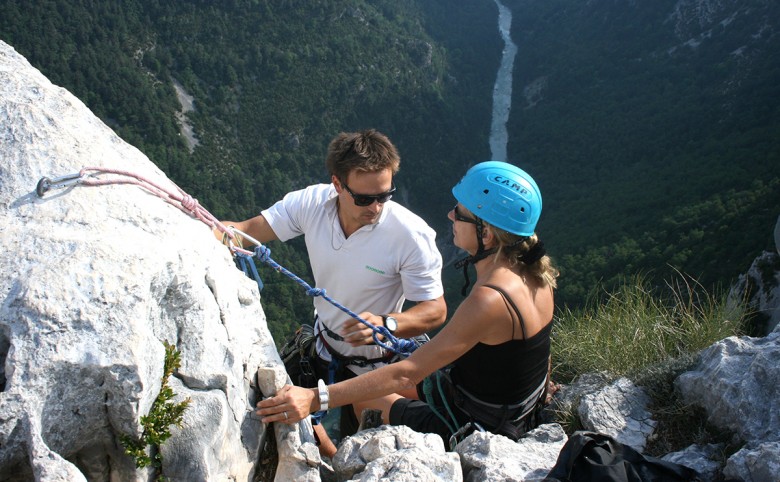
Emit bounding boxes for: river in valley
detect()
[488,0,517,163]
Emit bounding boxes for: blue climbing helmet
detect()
[452,161,542,237]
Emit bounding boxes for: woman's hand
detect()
[256,384,317,424]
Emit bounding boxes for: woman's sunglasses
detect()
[453,204,480,225]
[342,181,396,207]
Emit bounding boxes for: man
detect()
[218,129,446,455]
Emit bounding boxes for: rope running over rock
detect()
[37,167,418,357]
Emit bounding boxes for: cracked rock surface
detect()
[0,40,277,480]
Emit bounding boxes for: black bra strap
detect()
[483,284,527,340]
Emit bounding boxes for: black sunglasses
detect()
[453,204,480,225]
[342,181,396,207]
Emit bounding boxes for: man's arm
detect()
[385,296,446,338]
[214,214,279,246]
[342,296,446,346]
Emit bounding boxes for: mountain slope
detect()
[1,0,777,315]
[507,0,780,304]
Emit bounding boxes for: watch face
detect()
[384,316,398,332]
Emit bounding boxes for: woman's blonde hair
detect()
[491,228,559,288]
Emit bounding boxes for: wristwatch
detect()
[382,315,398,334]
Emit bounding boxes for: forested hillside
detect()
[1,0,778,337]
[507,0,780,304]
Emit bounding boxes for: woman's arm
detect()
[256,285,505,424]
[255,332,465,423]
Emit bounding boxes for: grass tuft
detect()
[552,272,744,383]
[550,271,747,456]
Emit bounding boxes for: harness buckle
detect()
[299,357,315,378]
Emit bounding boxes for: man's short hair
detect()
[326,129,400,181]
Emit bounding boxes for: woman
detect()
[257,161,558,446]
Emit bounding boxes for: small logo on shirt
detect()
[365,265,385,275]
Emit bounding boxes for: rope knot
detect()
[396,338,418,355]
[181,194,199,212]
[306,287,325,297]
[254,245,272,262]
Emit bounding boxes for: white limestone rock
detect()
[676,332,780,445]
[455,423,568,482]
[729,250,780,335]
[0,40,278,480]
[723,441,780,482]
[578,377,656,452]
[661,443,725,482]
[334,425,460,481]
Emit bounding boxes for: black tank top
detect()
[451,284,551,404]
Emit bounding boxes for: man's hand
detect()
[213,225,235,247]
[213,223,249,248]
[340,312,384,346]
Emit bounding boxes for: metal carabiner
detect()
[35,172,84,197]
[448,421,486,451]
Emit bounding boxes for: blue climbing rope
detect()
[250,243,418,357]
[235,252,264,292]
[230,227,419,356]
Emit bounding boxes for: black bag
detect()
[544,431,701,482]
[279,324,318,387]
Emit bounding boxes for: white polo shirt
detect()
[262,183,443,374]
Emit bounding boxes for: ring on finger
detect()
[283,411,289,420]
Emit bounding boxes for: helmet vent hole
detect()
[520,207,525,212]
[483,189,489,194]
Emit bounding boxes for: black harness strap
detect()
[443,369,547,441]
[316,318,394,368]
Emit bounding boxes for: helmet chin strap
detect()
[453,219,496,296]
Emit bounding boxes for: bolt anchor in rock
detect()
[36,172,84,197]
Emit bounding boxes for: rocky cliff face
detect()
[729,216,780,335]
[0,40,276,480]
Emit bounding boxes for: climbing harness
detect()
[35,167,419,358]
[451,374,547,440]
[421,370,468,448]
[279,324,318,387]
[422,367,546,449]
[422,370,491,449]
[449,422,485,452]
